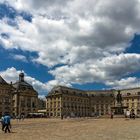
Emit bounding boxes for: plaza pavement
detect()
[0,118,140,140]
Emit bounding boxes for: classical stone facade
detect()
[120,88,140,115]
[46,86,140,118]
[46,86,115,118]
[12,73,38,117]
[0,76,13,116]
[87,90,115,116]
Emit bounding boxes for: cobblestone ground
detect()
[0,118,140,140]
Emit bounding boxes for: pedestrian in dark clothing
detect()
[132,113,135,119]
[61,115,63,120]
[111,112,114,119]
[1,116,5,131]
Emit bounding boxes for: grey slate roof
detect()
[47,85,115,97]
[12,81,33,90]
[0,76,8,85]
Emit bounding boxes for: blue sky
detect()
[0,0,140,97]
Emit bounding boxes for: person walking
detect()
[110,111,114,119]
[21,114,25,121]
[126,110,130,118]
[1,115,5,131]
[3,114,11,133]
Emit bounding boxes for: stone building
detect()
[46,86,140,118]
[87,90,115,116]
[12,73,38,117]
[46,86,115,118]
[120,88,140,115]
[59,86,90,117]
[0,76,13,116]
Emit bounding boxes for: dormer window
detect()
[127,93,131,96]
[22,87,26,90]
[55,90,58,93]
[66,90,68,94]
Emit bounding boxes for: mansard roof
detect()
[47,85,115,97]
[0,76,8,85]
[120,87,140,91]
[47,85,140,98]
[12,72,36,91]
[48,85,86,96]
[12,80,34,90]
[86,89,115,97]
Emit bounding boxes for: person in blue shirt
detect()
[3,114,11,133]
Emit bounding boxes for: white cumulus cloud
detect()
[0,67,71,94]
[0,0,140,90]
[12,54,28,62]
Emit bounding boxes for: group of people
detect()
[125,110,136,119]
[110,110,136,119]
[1,114,11,133]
